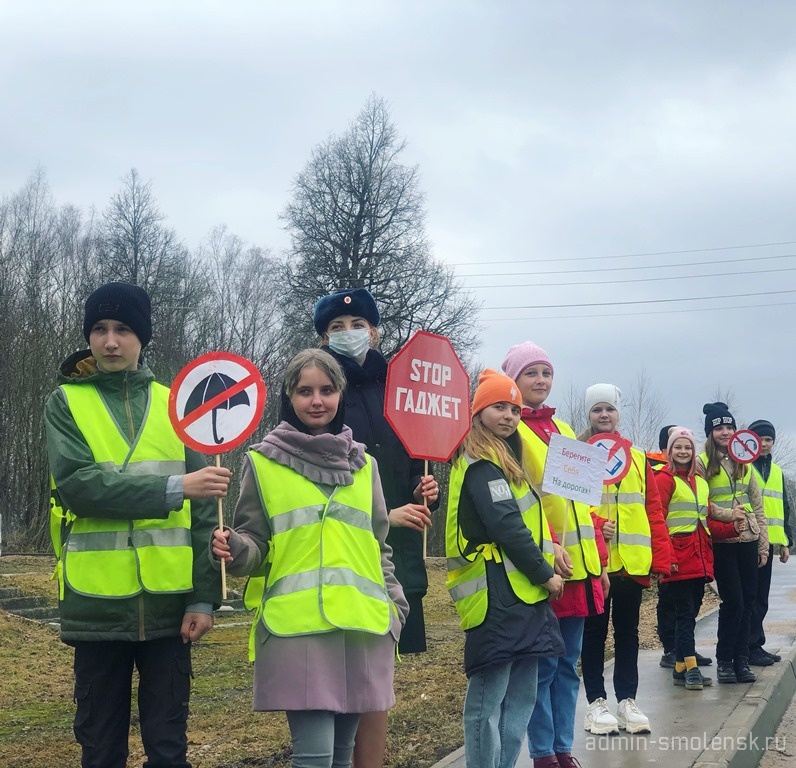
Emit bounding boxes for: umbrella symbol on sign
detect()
[185,373,250,444]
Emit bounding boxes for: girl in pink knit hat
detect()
[502,342,609,767]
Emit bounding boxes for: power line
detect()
[483,289,796,311]
[463,266,796,289]
[461,252,796,278]
[480,300,796,323]
[449,239,796,267]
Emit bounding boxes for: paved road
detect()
[433,560,796,768]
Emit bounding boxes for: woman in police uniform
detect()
[212,348,408,768]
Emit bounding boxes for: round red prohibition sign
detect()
[587,433,633,485]
[728,429,761,464]
[169,351,267,454]
[384,330,471,462]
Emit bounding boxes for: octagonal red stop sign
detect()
[385,330,471,462]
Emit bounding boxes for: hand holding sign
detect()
[169,351,267,598]
[385,330,470,557]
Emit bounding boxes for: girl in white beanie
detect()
[580,384,673,736]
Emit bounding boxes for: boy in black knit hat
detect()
[45,282,232,767]
[747,419,793,666]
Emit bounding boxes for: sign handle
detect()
[422,459,429,560]
[559,501,570,553]
[216,454,227,600]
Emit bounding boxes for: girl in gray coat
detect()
[212,349,408,768]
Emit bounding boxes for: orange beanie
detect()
[472,369,523,416]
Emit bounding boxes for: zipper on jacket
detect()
[123,372,135,441]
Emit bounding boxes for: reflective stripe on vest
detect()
[752,463,788,546]
[517,420,601,579]
[247,451,392,640]
[445,453,554,630]
[595,446,652,576]
[666,475,710,535]
[700,453,753,514]
[57,382,192,598]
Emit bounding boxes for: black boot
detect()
[716,661,738,684]
[734,657,756,683]
[749,648,775,666]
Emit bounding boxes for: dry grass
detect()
[0,556,712,768]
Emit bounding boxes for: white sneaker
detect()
[584,697,620,735]
[616,698,651,734]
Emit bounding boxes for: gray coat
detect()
[223,421,408,713]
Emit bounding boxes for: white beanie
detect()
[585,383,622,417]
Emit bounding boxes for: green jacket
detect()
[45,350,220,643]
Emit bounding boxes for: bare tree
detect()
[622,368,668,450]
[557,380,589,437]
[281,94,480,359]
[99,169,196,377]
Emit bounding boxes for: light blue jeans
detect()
[286,710,360,768]
[527,616,584,758]
[464,657,539,768]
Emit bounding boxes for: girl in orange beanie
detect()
[446,370,564,768]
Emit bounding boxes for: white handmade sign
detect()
[542,433,607,506]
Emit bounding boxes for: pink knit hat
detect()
[501,341,554,382]
[667,426,697,476]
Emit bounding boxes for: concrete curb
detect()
[431,746,464,768]
[692,646,796,768]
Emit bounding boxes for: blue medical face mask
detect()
[328,328,371,359]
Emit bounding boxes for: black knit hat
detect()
[312,288,380,335]
[658,424,676,451]
[749,419,776,441]
[83,282,152,347]
[702,402,736,437]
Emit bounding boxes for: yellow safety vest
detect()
[517,420,601,580]
[247,451,392,640]
[667,475,711,535]
[699,453,753,514]
[445,453,555,630]
[55,382,193,598]
[752,463,788,546]
[596,447,653,576]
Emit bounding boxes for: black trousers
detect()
[582,574,642,703]
[713,541,759,662]
[656,581,676,652]
[749,544,774,652]
[667,578,705,661]
[73,636,192,768]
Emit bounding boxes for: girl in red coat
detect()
[655,427,738,690]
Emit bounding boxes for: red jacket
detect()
[655,467,738,583]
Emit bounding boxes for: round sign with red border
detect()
[169,351,267,454]
[728,429,761,464]
[587,433,633,485]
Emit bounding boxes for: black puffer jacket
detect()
[322,347,428,597]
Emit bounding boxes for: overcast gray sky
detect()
[2,0,795,444]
